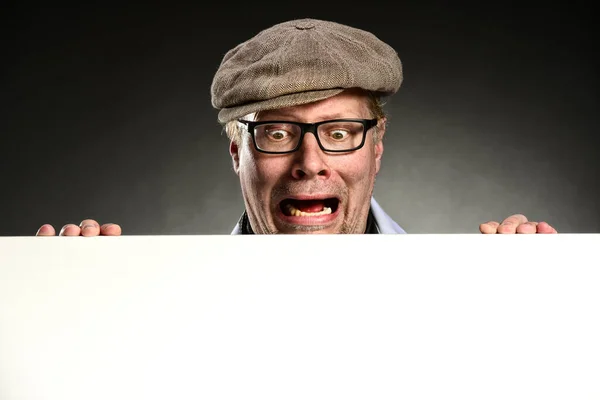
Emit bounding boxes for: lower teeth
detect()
[285,204,332,217]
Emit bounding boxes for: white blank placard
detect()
[0,234,598,400]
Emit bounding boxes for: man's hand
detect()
[36,219,122,236]
[479,214,557,234]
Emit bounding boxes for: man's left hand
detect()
[479,214,558,234]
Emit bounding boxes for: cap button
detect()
[294,20,316,30]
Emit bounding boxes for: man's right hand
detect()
[36,219,122,236]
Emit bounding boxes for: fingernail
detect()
[82,224,96,231]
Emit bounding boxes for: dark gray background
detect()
[1,3,597,235]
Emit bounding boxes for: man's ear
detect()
[230,139,240,175]
[374,117,386,174]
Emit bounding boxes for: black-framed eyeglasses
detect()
[237,118,378,154]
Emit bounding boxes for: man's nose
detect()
[290,132,331,180]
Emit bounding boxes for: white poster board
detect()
[1,234,599,399]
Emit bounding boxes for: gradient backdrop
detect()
[1,3,597,235]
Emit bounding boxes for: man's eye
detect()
[268,130,288,140]
[330,130,349,140]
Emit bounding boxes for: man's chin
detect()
[275,224,339,234]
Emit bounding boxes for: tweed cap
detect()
[211,18,403,123]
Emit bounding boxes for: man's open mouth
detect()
[280,198,340,217]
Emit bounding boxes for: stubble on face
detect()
[274,179,378,234]
[235,90,382,235]
[240,152,378,235]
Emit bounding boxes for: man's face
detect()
[229,90,385,234]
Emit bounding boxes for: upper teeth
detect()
[286,203,332,217]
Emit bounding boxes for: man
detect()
[35,18,558,236]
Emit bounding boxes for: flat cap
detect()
[211,18,403,123]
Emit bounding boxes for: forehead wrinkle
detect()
[254,91,372,122]
[262,112,357,122]
[258,106,368,123]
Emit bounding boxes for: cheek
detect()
[239,146,285,192]
[338,150,378,183]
